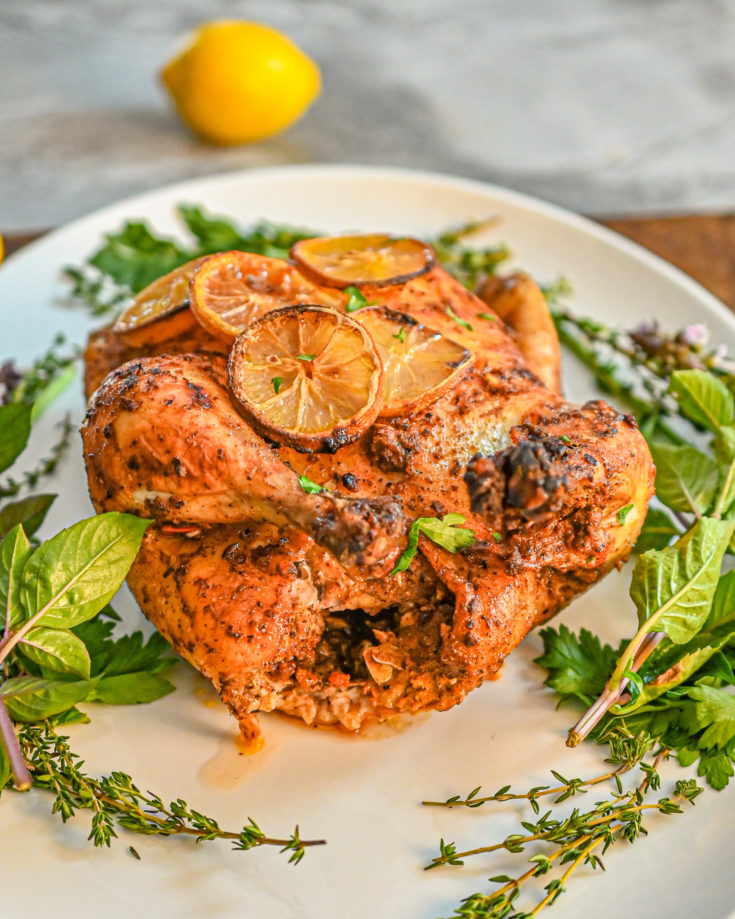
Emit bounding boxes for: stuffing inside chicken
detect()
[82,237,654,741]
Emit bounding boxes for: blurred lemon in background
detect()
[161,20,321,145]
[0,232,4,265]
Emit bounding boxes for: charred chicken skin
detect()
[82,246,654,740]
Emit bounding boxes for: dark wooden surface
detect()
[4,216,735,310]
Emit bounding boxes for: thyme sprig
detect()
[19,721,324,861]
[422,761,633,811]
[428,749,701,919]
[433,220,511,289]
[0,415,74,499]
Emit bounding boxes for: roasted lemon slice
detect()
[227,305,383,452]
[355,307,471,416]
[291,234,435,288]
[189,250,345,342]
[112,256,207,345]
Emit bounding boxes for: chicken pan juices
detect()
[81,229,654,743]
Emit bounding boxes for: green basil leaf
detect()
[0,403,32,473]
[1,676,93,722]
[634,508,679,553]
[695,650,735,686]
[708,569,735,628]
[669,370,735,433]
[89,671,175,705]
[21,512,150,629]
[648,441,719,515]
[619,570,735,714]
[19,627,91,679]
[52,706,90,726]
[629,516,734,643]
[0,525,32,632]
[0,494,55,540]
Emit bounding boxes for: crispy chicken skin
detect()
[82,262,654,739]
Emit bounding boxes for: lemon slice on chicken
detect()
[227,305,383,452]
[355,307,471,417]
[291,234,435,288]
[189,250,346,342]
[113,256,207,345]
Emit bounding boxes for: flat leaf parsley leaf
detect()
[535,625,620,706]
[390,513,475,576]
[298,474,326,495]
[344,286,377,313]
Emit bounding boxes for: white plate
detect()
[2,165,734,919]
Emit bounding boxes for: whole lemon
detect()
[161,20,321,145]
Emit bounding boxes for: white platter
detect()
[1,165,734,919]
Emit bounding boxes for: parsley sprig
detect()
[390,514,475,576]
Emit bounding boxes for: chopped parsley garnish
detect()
[393,326,406,344]
[271,376,283,395]
[297,353,315,361]
[616,503,634,525]
[298,474,326,494]
[477,312,496,321]
[344,286,377,313]
[492,531,502,543]
[390,513,475,576]
[446,306,473,332]
[560,435,573,445]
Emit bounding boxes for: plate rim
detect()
[4,162,734,334]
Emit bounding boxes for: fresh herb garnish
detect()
[433,220,511,289]
[540,275,574,305]
[297,353,315,362]
[445,306,473,332]
[0,346,323,861]
[477,312,496,321]
[16,721,323,859]
[492,531,502,543]
[390,514,475,576]
[344,286,377,313]
[272,376,283,395]
[427,292,735,915]
[393,326,406,344]
[298,474,326,495]
[65,205,317,315]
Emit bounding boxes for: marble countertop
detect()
[3,0,735,231]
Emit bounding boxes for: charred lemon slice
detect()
[227,304,383,452]
[355,307,471,417]
[189,250,346,342]
[112,256,207,345]
[291,234,435,288]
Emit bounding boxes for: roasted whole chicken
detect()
[82,236,654,740]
